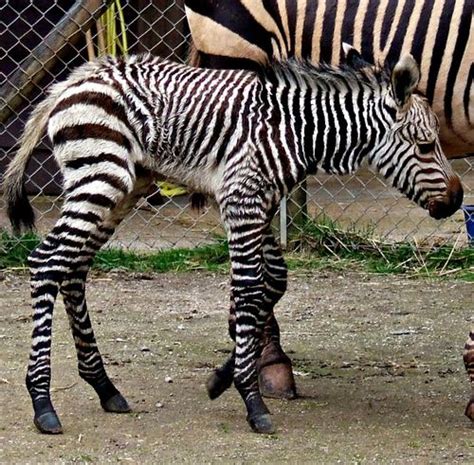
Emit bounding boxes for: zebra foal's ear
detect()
[342,43,371,70]
[391,54,420,107]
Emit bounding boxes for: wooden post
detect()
[0,0,114,125]
[286,180,308,248]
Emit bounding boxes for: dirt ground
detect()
[0,269,473,464]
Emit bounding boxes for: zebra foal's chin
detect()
[2,47,464,435]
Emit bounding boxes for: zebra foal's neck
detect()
[258,60,388,184]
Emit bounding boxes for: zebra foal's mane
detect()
[260,57,391,91]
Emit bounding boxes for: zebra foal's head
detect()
[345,46,463,219]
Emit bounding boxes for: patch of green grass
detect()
[0,231,40,269]
[0,230,229,273]
[0,227,472,280]
[94,241,229,273]
[291,216,474,281]
[69,454,95,464]
[218,422,231,433]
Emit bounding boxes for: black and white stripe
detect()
[185,0,473,158]
[3,51,462,434]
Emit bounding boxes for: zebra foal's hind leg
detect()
[26,162,139,434]
[59,173,154,419]
[60,174,154,416]
[257,229,296,400]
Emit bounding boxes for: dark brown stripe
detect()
[65,153,130,171]
[409,0,435,64]
[53,124,132,151]
[425,0,455,104]
[65,172,129,195]
[67,192,116,209]
[444,0,471,127]
[50,91,136,138]
[301,1,317,58]
[320,2,337,63]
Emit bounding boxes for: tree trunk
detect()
[0,0,113,125]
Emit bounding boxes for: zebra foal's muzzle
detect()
[427,175,463,219]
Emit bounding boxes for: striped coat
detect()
[185,0,473,158]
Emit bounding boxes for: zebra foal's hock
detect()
[2,46,463,434]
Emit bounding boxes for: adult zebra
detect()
[185,0,474,420]
[185,0,473,158]
[3,50,462,434]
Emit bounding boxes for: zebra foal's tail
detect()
[2,94,58,234]
[2,60,104,234]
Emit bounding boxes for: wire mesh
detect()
[1,1,472,251]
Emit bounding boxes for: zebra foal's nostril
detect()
[428,175,463,219]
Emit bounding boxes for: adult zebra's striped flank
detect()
[185,0,473,158]
[3,50,462,434]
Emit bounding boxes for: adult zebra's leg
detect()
[60,174,153,416]
[463,330,474,420]
[258,230,296,399]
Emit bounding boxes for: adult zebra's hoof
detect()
[465,399,474,421]
[206,369,233,400]
[247,413,275,434]
[101,393,131,413]
[34,411,63,434]
[259,362,297,400]
[258,341,297,400]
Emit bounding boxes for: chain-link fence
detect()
[1,1,473,251]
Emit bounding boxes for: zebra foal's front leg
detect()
[206,228,295,403]
[220,197,274,433]
[257,230,296,399]
[207,230,295,401]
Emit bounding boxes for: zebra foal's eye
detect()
[417,141,435,154]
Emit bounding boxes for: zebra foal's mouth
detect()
[426,177,463,219]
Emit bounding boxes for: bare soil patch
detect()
[0,270,473,464]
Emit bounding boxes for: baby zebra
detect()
[3,48,462,434]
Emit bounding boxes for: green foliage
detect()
[0,226,472,280]
[292,216,474,280]
[0,231,40,269]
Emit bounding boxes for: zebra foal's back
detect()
[43,55,255,192]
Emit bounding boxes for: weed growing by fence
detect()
[1,228,472,280]
[291,216,474,279]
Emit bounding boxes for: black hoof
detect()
[34,411,63,434]
[247,413,275,434]
[101,393,131,413]
[206,370,233,400]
